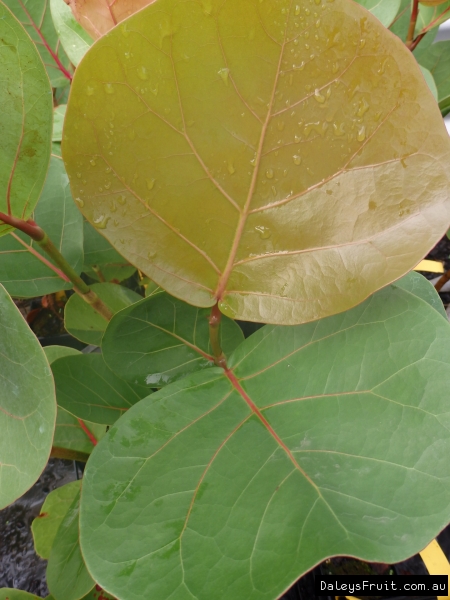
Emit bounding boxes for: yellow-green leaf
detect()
[64,0,450,325]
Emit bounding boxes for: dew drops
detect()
[333,122,345,137]
[315,19,321,28]
[326,189,333,196]
[314,89,325,103]
[146,178,156,190]
[218,301,236,319]
[266,168,274,179]
[357,98,370,117]
[250,157,257,166]
[75,197,84,207]
[86,86,94,96]
[295,4,300,15]
[93,215,110,229]
[277,121,285,131]
[359,38,366,49]
[357,125,366,142]
[293,155,302,165]
[106,167,112,173]
[147,250,157,260]
[332,61,339,73]
[227,161,235,175]
[218,67,230,86]
[110,200,117,212]
[271,185,277,196]
[104,83,114,94]
[255,225,271,239]
[117,195,127,205]
[137,66,149,80]
[90,158,96,167]
[105,181,112,190]
[76,172,82,179]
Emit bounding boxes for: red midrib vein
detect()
[225,369,316,488]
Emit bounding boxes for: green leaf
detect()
[47,589,116,600]
[0,1,53,237]
[64,0,450,325]
[83,221,136,283]
[53,407,107,455]
[52,353,150,425]
[44,345,81,364]
[65,282,142,345]
[32,480,81,559]
[47,491,95,600]
[0,156,84,297]
[393,271,447,318]
[81,285,450,600]
[102,292,244,388]
[2,0,72,88]
[354,0,401,27]
[53,105,67,142]
[50,0,93,66]
[0,591,41,600]
[0,284,56,509]
[416,40,450,113]
[416,1,450,35]
[419,65,438,100]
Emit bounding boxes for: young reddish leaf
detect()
[63,0,450,325]
[80,285,450,600]
[66,0,157,39]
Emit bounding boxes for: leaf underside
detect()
[64,0,450,324]
[81,285,450,600]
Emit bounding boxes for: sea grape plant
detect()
[2,0,450,599]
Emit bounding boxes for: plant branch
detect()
[209,303,227,369]
[435,269,450,292]
[78,418,98,445]
[406,0,420,48]
[0,213,113,321]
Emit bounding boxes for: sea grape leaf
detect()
[102,292,245,388]
[53,105,67,142]
[47,491,95,600]
[46,589,116,600]
[80,285,450,600]
[54,407,107,455]
[52,353,150,425]
[416,41,450,114]
[419,65,438,100]
[354,0,401,27]
[0,156,84,297]
[416,1,450,35]
[66,0,156,40]
[32,480,81,559]
[83,221,136,283]
[44,345,81,364]
[2,0,72,88]
[0,2,53,237]
[392,271,447,318]
[65,282,142,345]
[0,284,56,509]
[50,0,93,66]
[0,592,41,600]
[64,0,450,325]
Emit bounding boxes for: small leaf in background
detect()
[66,0,156,39]
[46,588,117,600]
[47,491,95,600]
[81,285,450,600]
[83,221,136,283]
[392,271,447,318]
[64,0,450,325]
[44,344,81,364]
[416,0,450,34]
[32,480,81,559]
[54,407,107,455]
[2,0,72,87]
[102,292,244,388]
[50,0,93,66]
[52,353,150,424]
[0,591,41,600]
[0,2,53,237]
[419,65,439,100]
[354,0,401,27]
[0,284,56,509]
[65,282,141,345]
[53,105,67,143]
[416,41,450,114]
[0,156,84,297]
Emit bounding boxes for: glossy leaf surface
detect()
[354,0,401,27]
[0,2,53,237]
[2,0,72,87]
[32,480,81,559]
[50,0,93,66]
[47,491,95,600]
[67,0,156,39]
[65,282,141,345]
[83,221,136,283]
[81,285,450,600]
[64,0,450,324]
[0,284,56,509]
[52,353,150,424]
[0,156,84,297]
[102,292,244,387]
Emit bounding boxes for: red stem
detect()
[16,0,72,81]
[0,213,44,240]
[78,419,98,446]
[406,0,420,48]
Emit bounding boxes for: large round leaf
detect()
[0,284,56,509]
[80,285,450,600]
[63,0,450,325]
[0,1,53,237]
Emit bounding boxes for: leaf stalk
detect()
[209,303,227,369]
[0,213,113,322]
[406,0,420,48]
